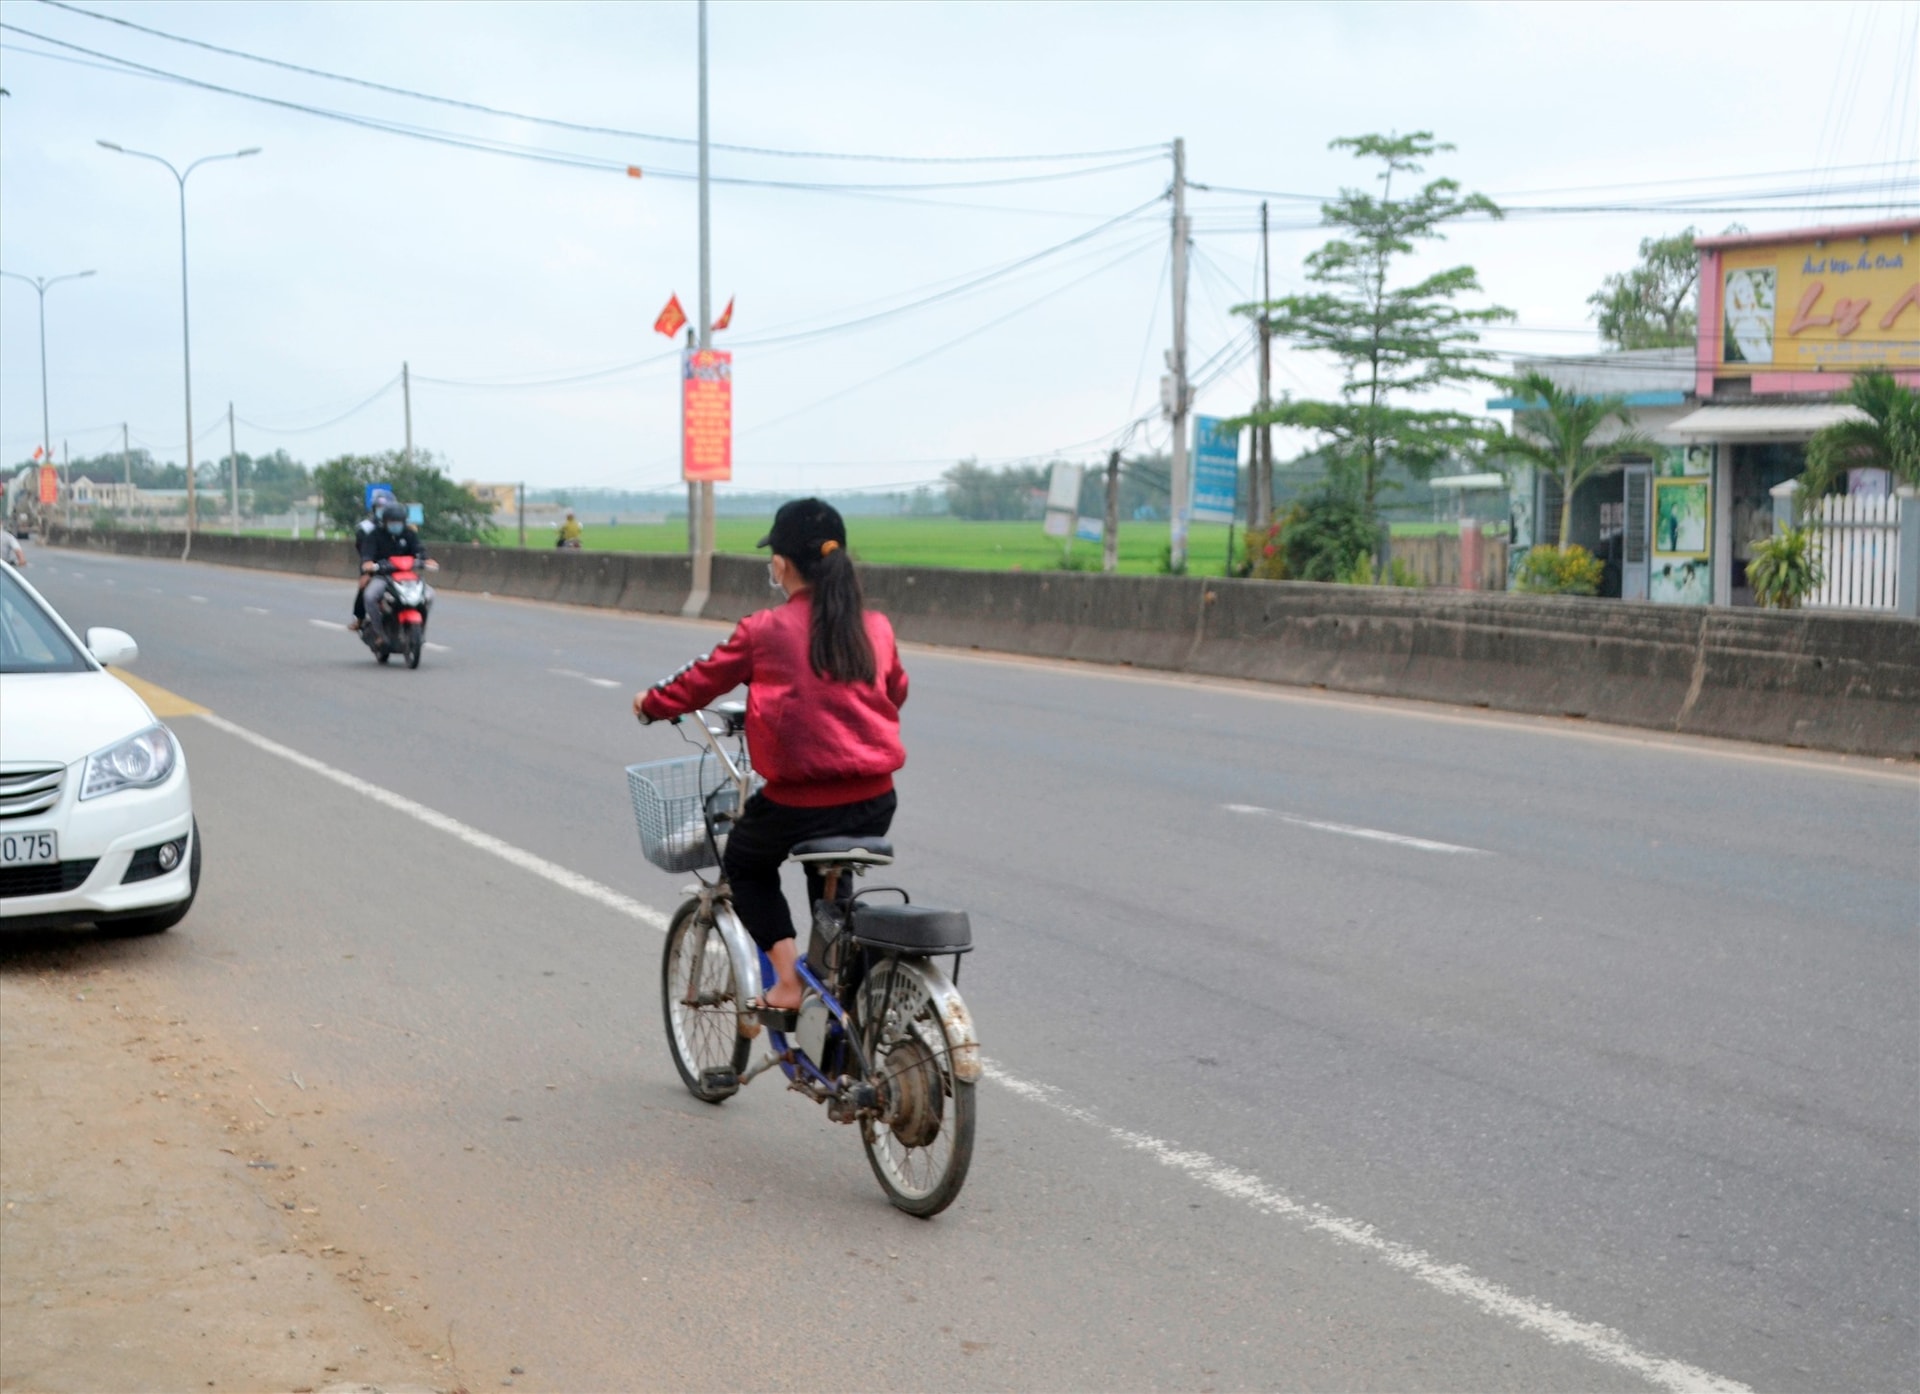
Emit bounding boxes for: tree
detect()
[313,449,490,543]
[1494,370,1656,548]
[942,460,1046,520]
[1235,132,1511,512]
[1587,229,1701,350]
[1799,370,1920,501]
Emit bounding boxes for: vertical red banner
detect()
[37,466,58,504]
[681,349,733,483]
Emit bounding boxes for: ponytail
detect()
[796,543,875,683]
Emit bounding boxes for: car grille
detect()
[0,859,98,899]
[0,765,65,820]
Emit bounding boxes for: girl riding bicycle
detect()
[634,498,908,1013]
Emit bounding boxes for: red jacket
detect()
[641,593,908,807]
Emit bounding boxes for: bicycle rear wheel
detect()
[662,898,750,1102]
[858,958,975,1217]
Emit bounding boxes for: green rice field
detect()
[484,516,1244,575]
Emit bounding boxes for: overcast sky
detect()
[2,0,1916,496]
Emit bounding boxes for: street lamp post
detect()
[97,140,259,557]
[0,268,96,474]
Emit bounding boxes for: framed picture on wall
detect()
[1654,478,1710,556]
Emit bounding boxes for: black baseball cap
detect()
[757,497,847,558]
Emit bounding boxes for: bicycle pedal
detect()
[699,1068,740,1096]
[754,1007,799,1033]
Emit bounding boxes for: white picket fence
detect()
[1807,493,1902,611]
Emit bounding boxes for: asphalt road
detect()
[11,548,1917,1392]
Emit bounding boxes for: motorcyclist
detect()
[350,488,396,630]
[557,510,583,548]
[360,502,429,630]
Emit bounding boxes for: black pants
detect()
[722,789,895,951]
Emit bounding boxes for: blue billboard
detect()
[1191,416,1240,525]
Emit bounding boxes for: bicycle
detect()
[627,702,980,1217]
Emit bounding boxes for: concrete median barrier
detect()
[45,527,1918,758]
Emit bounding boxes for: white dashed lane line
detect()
[189,710,1745,1394]
[1224,803,1490,855]
[188,594,208,604]
[548,666,621,689]
[244,606,270,615]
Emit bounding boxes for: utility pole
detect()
[683,0,716,617]
[1255,200,1274,533]
[402,361,414,471]
[1166,137,1191,572]
[227,402,239,533]
[62,440,70,529]
[1102,448,1121,573]
[518,481,526,547]
[122,423,132,526]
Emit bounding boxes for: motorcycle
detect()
[361,555,437,668]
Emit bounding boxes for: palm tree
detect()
[1799,370,1920,503]
[1495,371,1658,548]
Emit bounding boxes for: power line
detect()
[234,374,401,433]
[37,0,1167,168]
[737,237,1163,437]
[1,28,1166,198]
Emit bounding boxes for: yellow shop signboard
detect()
[1719,231,1919,371]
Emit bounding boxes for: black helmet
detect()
[380,503,408,525]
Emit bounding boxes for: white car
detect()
[0,563,198,934]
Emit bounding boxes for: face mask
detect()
[386,522,404,536]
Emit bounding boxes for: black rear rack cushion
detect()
[850,903,972,955]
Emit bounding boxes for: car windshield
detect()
[0,569,91,674]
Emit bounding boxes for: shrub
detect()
[1280,491,1377,583]
[1515,543,1604,596]
[1746,527,1823,609]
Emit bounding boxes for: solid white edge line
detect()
[193,711,1744,1393]
[195,712,668,931]
[1225,803,1490,855]
[981,1062,1751,1394]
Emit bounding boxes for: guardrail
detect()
[45,527,1920,759]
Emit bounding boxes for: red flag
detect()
[653,294,687,339]
[32,445,44,461]
[711,296,734,332]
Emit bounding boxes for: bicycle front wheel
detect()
[859,959,976,1217]
[662,897,750,1103]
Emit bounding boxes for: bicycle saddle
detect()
[788,836,894,866]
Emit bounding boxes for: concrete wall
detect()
[47,528,1920,759]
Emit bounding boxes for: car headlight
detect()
[80,725,178,801]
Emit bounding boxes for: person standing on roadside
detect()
[1,526,25,568]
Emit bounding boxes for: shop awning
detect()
[1668,403,1870,439]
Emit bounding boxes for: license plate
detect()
[0,830,58,867]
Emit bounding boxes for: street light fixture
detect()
[97,140,259,555]
[0,268,97,473]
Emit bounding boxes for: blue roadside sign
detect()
[1191,417,1240,525]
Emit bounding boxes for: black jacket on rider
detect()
[366,525,428,564]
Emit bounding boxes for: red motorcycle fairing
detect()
[398,611,424,624]
[388,556,417,574]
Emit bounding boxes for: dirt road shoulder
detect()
[1,941,452,1394]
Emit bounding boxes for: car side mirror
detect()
[86,627,139,667]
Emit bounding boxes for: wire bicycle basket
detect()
[626,753,748,873]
